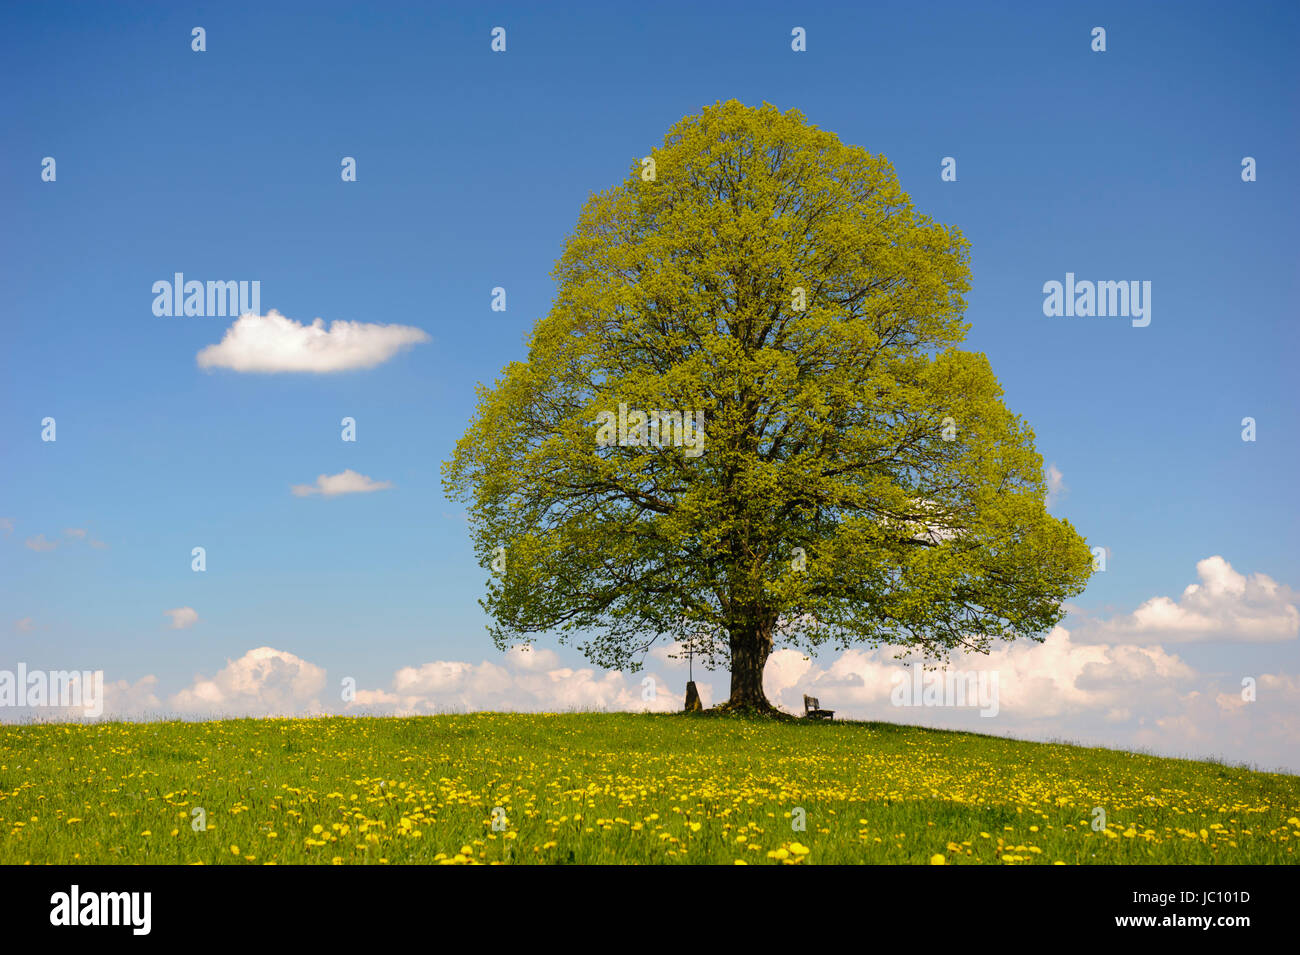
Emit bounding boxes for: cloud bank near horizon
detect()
[7,556,1296,773]
[11,626,1297,774]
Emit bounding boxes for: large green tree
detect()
[444,101,1092,712]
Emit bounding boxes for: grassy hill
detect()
[1,712,1296,864]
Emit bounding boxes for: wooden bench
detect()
[803,694,834,720]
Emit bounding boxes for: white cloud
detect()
[64,528,86,539]
[25,534,57,552]
[170,646,327,716]
[1077,556,1298,643]
[0,518,14,535]
[764,628,1195,723]
[164,606,199,630]
[1045,463,1066,506]
[101,675,163,718]
[291,469,393,498]
[348,643,703,716]
[196,310,430,373]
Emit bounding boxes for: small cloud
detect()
[0,518,13,536]
[1045,464,1066,507]
[90,539,108,549]
[25,534,57,552]
[14,617,35,633]
[164,607,200,630]
[64,528,87,539]
[291,469,393,498]
[196,310,430,373]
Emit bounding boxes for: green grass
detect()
[1,712,1296,864]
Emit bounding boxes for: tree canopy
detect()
[443,100,1093,711]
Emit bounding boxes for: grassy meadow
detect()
[1,712,1296,864]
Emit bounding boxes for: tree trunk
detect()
[725,622,774,710]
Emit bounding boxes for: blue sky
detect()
[2,2,1297,770]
